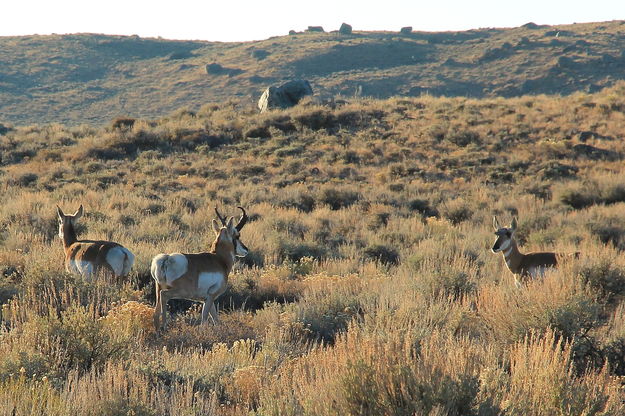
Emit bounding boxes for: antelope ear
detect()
[73,205,84,220]
[212,219,221,234]
[493,216,500,231]
[56,205,65,220]
[511,217,518,231]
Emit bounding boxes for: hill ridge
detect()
[1,20,625,125]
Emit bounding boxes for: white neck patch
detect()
[498,238,511,252]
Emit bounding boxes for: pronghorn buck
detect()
[491,216,576,286]
[57,205,135,280]
[151,206,248,332]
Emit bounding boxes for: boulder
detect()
[258,80,313,113]
[307,26,324,33]
[400,26,413,34]
[339,23,352,35]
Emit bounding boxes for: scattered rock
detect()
[258,80,313,112]
[307,26,324,33]
[339,23,352,35]
[573,144,620,161]
[289,30,297,35]
[400,26,413,34]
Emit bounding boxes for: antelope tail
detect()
[151,253,171,286]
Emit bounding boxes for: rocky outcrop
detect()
[258,80,313,112]
[400,26,412,34]
[339,23,352,35]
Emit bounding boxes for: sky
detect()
[3,0,625,42]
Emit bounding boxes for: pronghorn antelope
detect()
[57,205,135,280]
[491,216,575,286]
[151,206,248,332]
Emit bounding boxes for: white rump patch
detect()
[151,253,188,286]
[198,272,225,296]
[106,246,135,276]
[68,260,94,280]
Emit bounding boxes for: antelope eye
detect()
[505,231,511,237]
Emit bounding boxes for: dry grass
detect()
[2,85,625,414]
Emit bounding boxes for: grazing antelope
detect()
[57,205,135,280]
[491,216,575,286]
[151,206,248,333]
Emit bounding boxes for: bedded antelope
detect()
[151,206,248,333]
[57,205,135,280]
[492,216,577,286]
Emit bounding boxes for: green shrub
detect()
[408,198,439,217]
[446,129,481,147]
[294,109,336,130]
[19,305,130,375]
[559,187,594,209]
[318,187,360,210]
[441,200,473,225]
[278,241,327,262]
[362,244,399,265]
[367,211,390,230]
[578,260,625,302]
[538,161,578,180]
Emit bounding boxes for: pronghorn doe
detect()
[57,205,135,280]
[492,216,578,286]
[150,207,248,333]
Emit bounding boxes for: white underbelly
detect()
[198,272,225,297]
[527,266,547,279]
[68,260,95,279]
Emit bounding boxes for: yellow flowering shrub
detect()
[101,301,154,338]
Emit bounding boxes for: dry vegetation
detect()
[2,20,625,125]
[2,83,625,414]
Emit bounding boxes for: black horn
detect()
[235,206,248,231]
[214,206,227,226]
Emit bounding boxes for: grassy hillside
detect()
[1,84,625,414]
[1,20,625,125]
